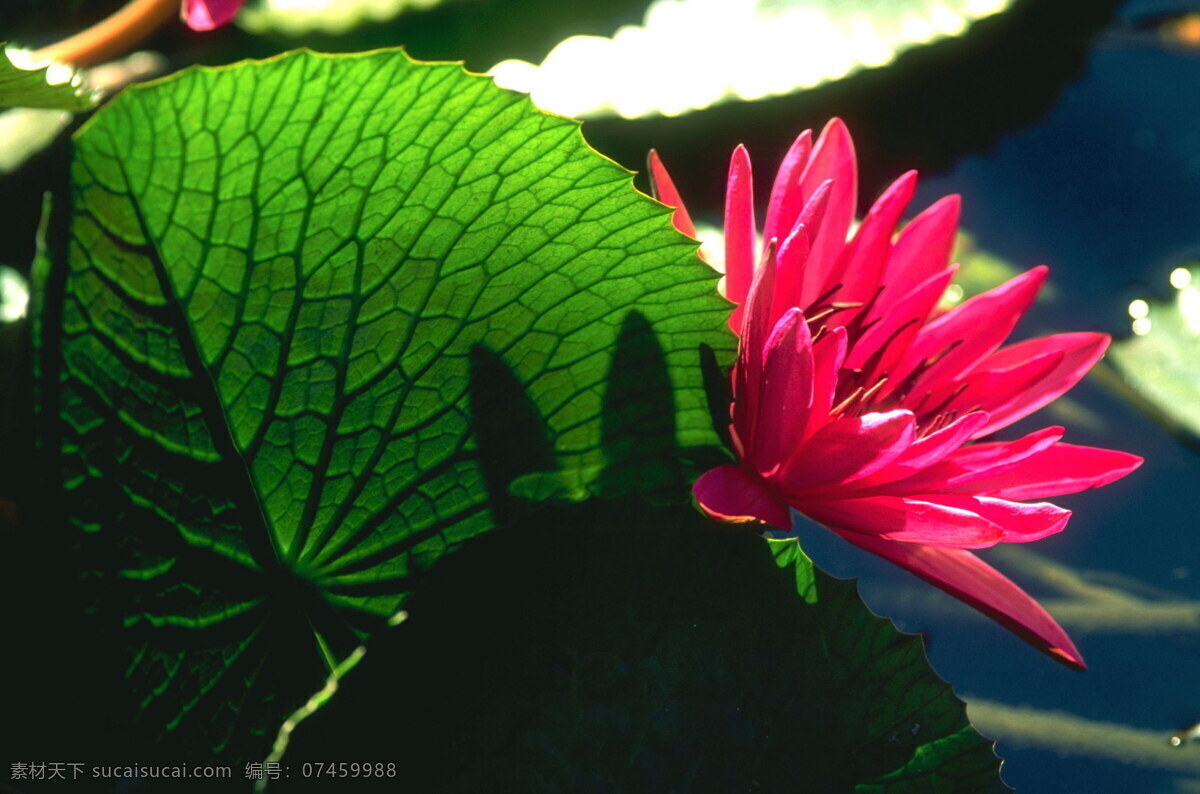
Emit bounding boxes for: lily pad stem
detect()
[31,0,177,68]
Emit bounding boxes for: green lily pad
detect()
[35,47,732,758]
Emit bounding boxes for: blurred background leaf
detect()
[1103,265,1200,449]
[239,0,440,37]
[490,0,1018,119]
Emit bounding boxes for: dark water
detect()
[795,2,1200,791]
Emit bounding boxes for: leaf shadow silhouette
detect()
[597,310,685,500]
[269,314,1001,793]
[269,498,998,793]
[506,310,727,506]
[467,344,557,526]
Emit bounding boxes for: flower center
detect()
[803,284,973,438]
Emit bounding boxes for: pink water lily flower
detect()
[182,0,245,31]
[651,119,1142,670]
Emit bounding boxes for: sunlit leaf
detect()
[279,501,1008,792]
[490,0,1017,119]
[36,47,731,757]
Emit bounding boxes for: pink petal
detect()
[886,426,1064,495]
[847,410,989,491]
[802,496,1004,548]
[966,333,1110,437]
[957,443,1143,500]
[772,180,833,322]
[885,194,961,300]
[647,150,698,239]
[693,464,791,529]
[835,170,918,306]
[796,119,857,308]
[917,350,1065,433]
[945,426,1064,470]
[732,243,779,448]
[893,266,1048,398]
[771,222,812,325]
[724,144,757,313]
[827,529,1085,669]
[805,326,848,438]
[845,265,958,376]
[181,0,245,30]
[889,411,991,470]
[779,409,915,493]
[794,179,833,237]
[928,494,1071,543]
[763,130,813,246]
[752,309,815,474]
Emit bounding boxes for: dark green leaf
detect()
[276,501,1007,792]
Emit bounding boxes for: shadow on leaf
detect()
[273,499,1003,793]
